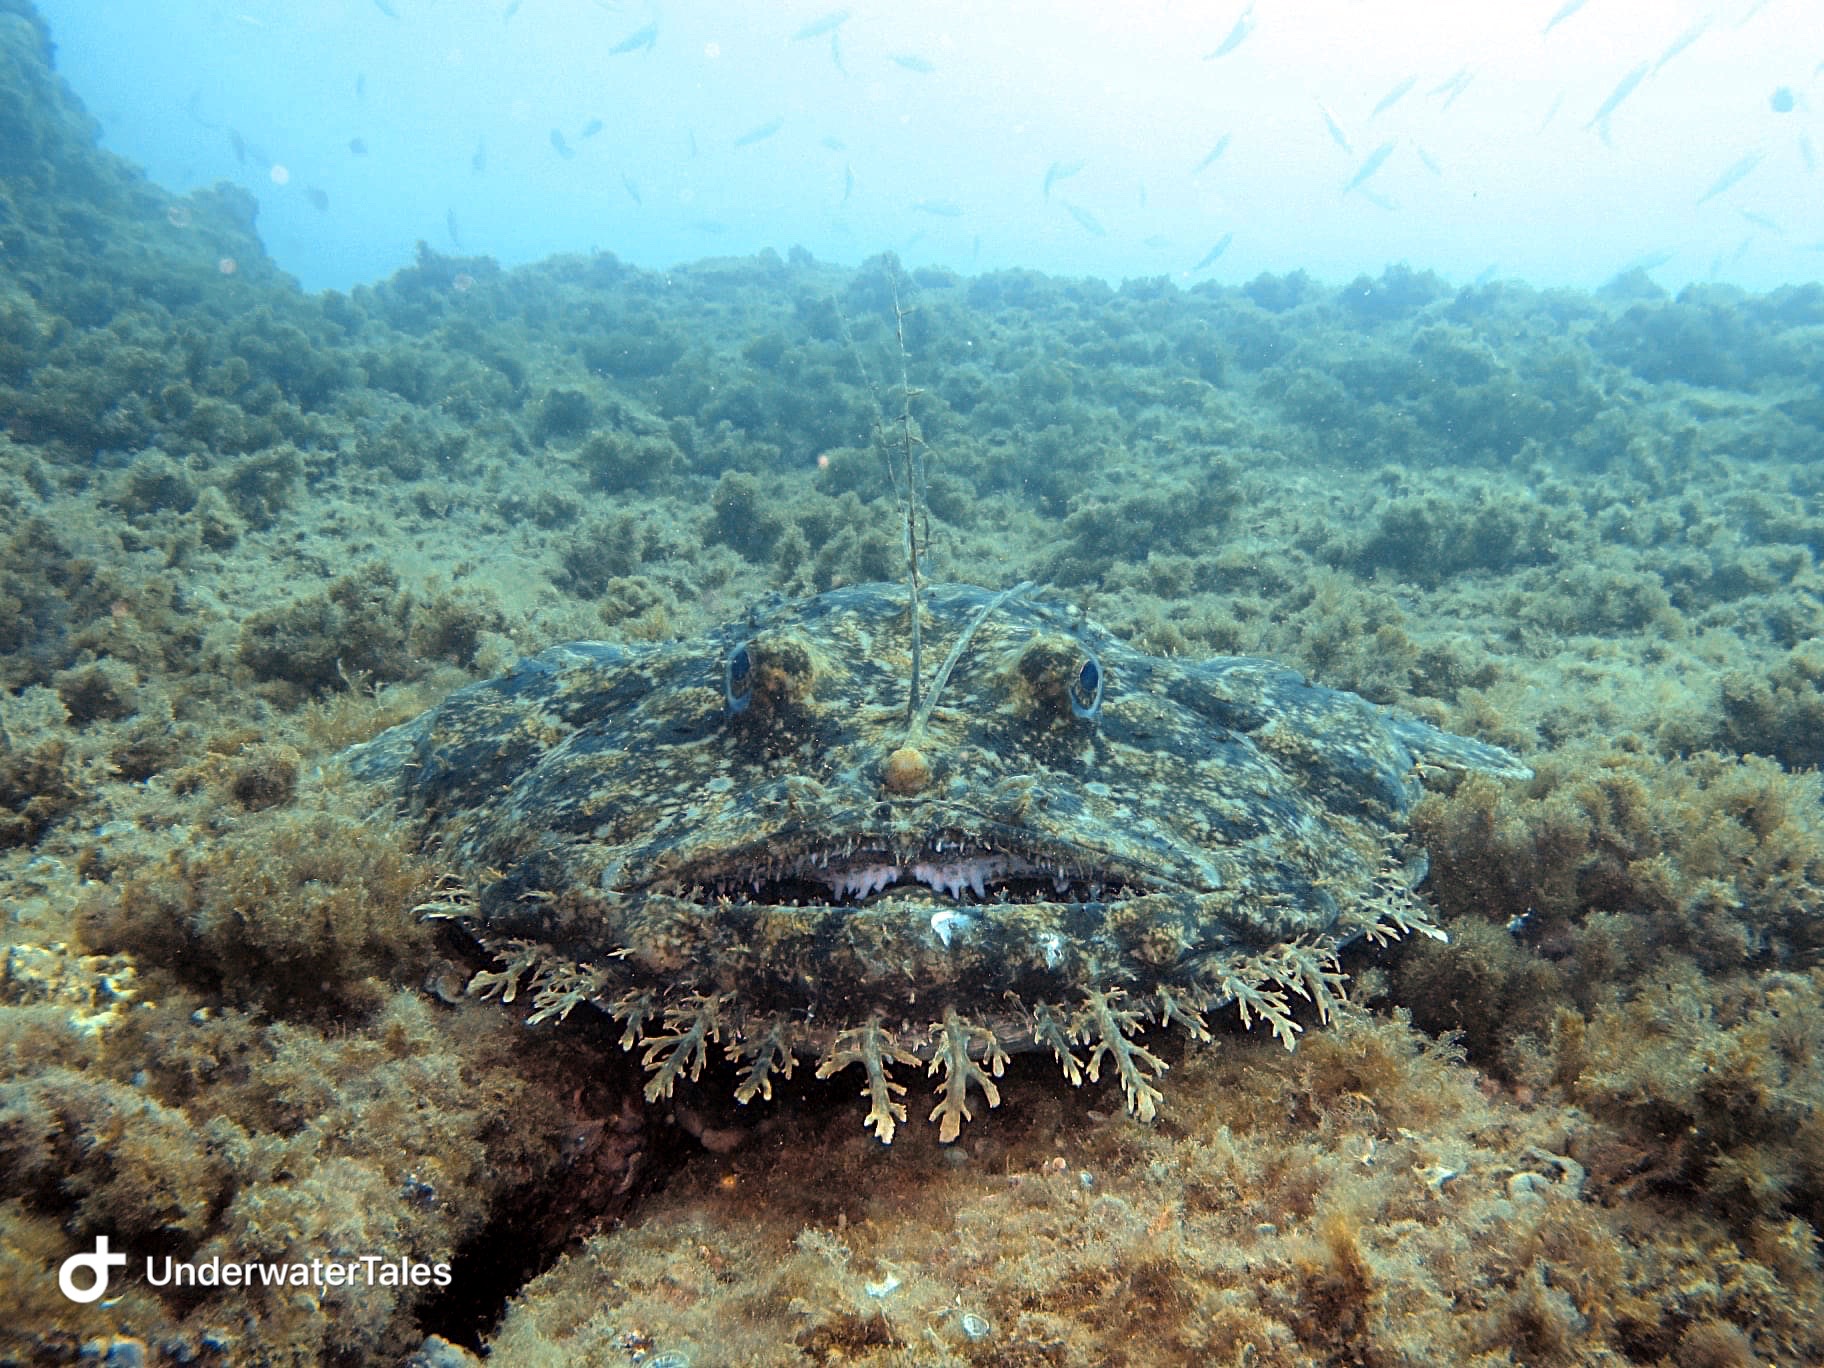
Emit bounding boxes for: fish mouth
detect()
[649,836,1156,909]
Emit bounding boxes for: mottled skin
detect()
[348,582,1529,1134]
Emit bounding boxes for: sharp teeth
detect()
[675,839,1142,910]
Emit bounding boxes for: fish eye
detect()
[1069,654,1104,722]
[724,642,754,715]
[1014,636,1105,726]
[723,632,817,719]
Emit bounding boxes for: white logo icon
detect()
[59,1236,127,1303]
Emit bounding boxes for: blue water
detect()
[35,1,1824,294]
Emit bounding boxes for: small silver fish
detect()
[1371,76,1416,119]
[1192,233,1232,271]
[891,53,935,73]
[1696,150,1764,205]
[372,0,398,17]
[185,89,217,130]
[1343,141,1394,194]
[1429,66,1470,99]
[550,129,574,158]
[1192,134,1231,173]
[1061,201,1105,236]
[1537,90,1564,133]
[610,21,657,55]
[621,174,642,205]
[472,138,487,173]
[446,208,462,249]
[1043,159,1085,198]
[792,10,849,41]
[1653,17,1710,73]
[348,137,368,155]
[1541,0,1588,37]
[843,163,854,201]
[1415,146,1441,175]
[579,118,604,139]
[912,197,963,217]
[1204,4,1254,60]
[734,117,783,147]
[821,136,847,152]
[1617,251,1672,278]
[305,186,329,211]
[1585,61,1648,135]
[1317,102,1351,154]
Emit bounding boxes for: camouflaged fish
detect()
[346,581,1529,1143]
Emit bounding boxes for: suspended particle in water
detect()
[269,163,290,185]
[218,257,238,275]
[166,204,192,228]
[452,272,475,293]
